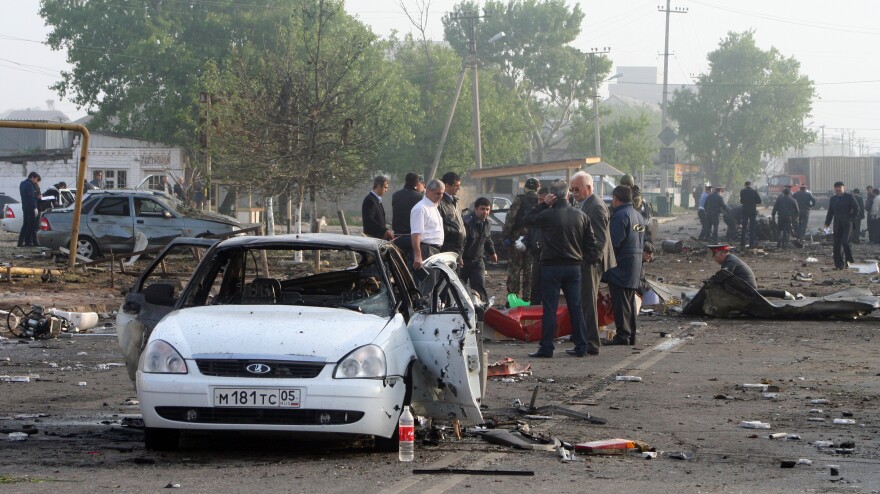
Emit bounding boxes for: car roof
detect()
[215,233,388,252]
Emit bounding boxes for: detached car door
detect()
[87,196,135,254]
[116,237,218,381]
[407,253,484,425]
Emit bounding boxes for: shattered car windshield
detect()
[180,245,393,317]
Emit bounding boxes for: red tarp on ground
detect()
[484,293,615,342]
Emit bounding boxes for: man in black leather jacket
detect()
[523,180,598,358]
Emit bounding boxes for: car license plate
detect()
[213,388,302,408]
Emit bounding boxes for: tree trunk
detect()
[265,196,275,236]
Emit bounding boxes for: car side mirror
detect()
[163,211,173,219]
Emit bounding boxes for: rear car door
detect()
[407,253,483,424]
[116,237,218,381]
[87,196,135,253]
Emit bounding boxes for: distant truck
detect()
[766,157,880,208]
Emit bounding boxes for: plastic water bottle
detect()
[398,406,415,462]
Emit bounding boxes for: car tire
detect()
[144,427,180,451]
[76,236,99,260]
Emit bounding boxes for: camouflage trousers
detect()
[506,246,533,300]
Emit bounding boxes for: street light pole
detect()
[587,48,610,158]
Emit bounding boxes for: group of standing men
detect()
[501,173,646,357]
[362,172,647,358]
[361,171,497,303]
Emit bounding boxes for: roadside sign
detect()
[658,127,677,146]
[659,147,675,165]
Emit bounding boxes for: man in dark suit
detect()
[739,181,762,248]
[391,172,423,257]
[18,171,41,247]
[824,181,859,270]
[602,185,646,346]
[570,171,616,356]
[438,172,466,257]
[361,175,393,240]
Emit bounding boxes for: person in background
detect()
[704,186,729,243]
[410,179,445,270]
[502,177,540,304]
[739,181,762,248]
[708,244,757,289]
[602,185,646,346]
[523,180,597,358]
[41,181,68,209]
[361,175,393,240]
[868,187,880,244]
[571,171,615,356]
[824,181,859,270]
[173,177,188,203]
[852,188,866,244]
[771,186,799,249]
[192,179,205,210]
[89,170,104,189]
[527,187,548,306]
[391,172,424,258]
[698,185,712,241]
[792,184,816,239]
[438,172,466,258]
[18,172,41,247]
[460,197,497,304]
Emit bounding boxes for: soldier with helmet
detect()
[502,177,540,303]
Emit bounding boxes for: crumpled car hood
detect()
[680,270,880,319]
[150,305,393,361]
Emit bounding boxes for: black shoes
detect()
[607,338,633,346]
[528,350,553,358]
[565,348,599,357]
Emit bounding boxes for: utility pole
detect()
[199,91,213,211]
[820,125,825,159]
[658,0,687,130]
[587,47,611,158]
[468,16,483,170]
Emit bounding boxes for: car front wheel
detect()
[144,427,180,451]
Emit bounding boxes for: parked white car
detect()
[1,189,76,234]
[116,234,483,450]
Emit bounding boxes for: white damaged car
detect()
[116,234,483,450]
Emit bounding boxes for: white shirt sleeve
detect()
[410,204,428,235]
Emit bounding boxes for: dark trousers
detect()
[393,235,412,260]
[539,264,587,355]
[580,263,602,353]
[529,258,542,305]
[869,218,880,244]
[609,283,637,344]
[408,243,440,271]
[708,212,721,241]
[698,209,709,240]
[797,211,810,239]
[18,207,37,247]
[852,219,863,243]
[740,212,757,247]
[832,219,854,269]
[777,216,793,248]
[460,258,487,304]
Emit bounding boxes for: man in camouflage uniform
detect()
[502,178,540,302]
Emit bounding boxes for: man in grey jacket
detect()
[570,171,615,355]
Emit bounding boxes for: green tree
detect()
[668,31,816,189]
[442,0,611,163]
[211,1,408,228]
[40,0,291,147]
[569,110,656,176]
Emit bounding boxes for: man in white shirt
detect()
[410,179,445,270]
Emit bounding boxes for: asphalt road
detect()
[1,211,879,493]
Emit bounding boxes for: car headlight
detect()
[333,345,386,379]
[141,339,188,374]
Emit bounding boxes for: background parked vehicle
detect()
[37,190,239,259]
[2,189,76,234]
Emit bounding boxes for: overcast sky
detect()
[2,0,879,154]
